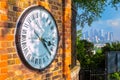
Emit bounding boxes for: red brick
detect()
[0,14,8,21]
[1,54,8,61]
[0,35,14,41]
[0,1,8,9]
[0,61,7,67]
[1,67,8,73]
[0,73,8,80]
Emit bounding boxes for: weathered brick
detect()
[13,6,22,12]
[0,35,14,41]
[0,61,8,67]
[1,54,8,61]
[15,59,21,64]
[0,22,8,27]
[1,67,8,73]
[0,14,8,21]
[0,1,8,9]
[7,48,15,53]
[0,73,8,80]
[8,0,16,5]
[8,59,15,65]
[52,75,61,80]
[0,48,8,54]
[8,54,13,59]
[1,42,12,47]
[0,0,74,80]
[13,54,18,58]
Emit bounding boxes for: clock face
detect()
[15,6,59,70]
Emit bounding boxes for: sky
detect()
[80,6,120,41]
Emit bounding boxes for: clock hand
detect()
[41,38,52,55]
[42,38,54,46]
[34,20,44,33]
[34,30,41,40]
[33,31,52,55]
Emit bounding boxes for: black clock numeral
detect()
[50,47,53,51]
[31,56,35,63]
[32,15,35,20]
[36,12,39,18]
[26,54,31,60]
[32,13,38,20]
[23,23,29,28]
[21,42,27,49]
[27,17,32,24]
[43,57,46,63]
[45,55,50,61]
[23,48,29,55]
[39,58,42,64]
[48,21,52,26]
[39,10,42,18]
[21,35,26,42]
[35,58,38,64]
[46,17,49,22]
[51,26,54,30]
[22,29,27,34]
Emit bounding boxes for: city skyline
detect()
[79,5,120,41]
[82,29,114,44]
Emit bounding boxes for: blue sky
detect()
[81,6,120,41]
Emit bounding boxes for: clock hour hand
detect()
[41,38,52,55]
[33,31,51,55]
[42,38,54,46]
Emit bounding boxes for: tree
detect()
[73,0,120,27]
[102,41,120,54]
[76,39,94,68]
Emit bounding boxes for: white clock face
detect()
[15,6,59,70]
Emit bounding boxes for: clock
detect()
[15,5,59,71]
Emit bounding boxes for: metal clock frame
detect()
[15,5,59,71]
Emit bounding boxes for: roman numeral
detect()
[31,56,35,63]
[35,58,38,64]
[22,29,27,34]
[23,23,29,28]
[45,55,49,60]
[21,35,26,42]
[27,17,32,24]
[51,26,54,30]
[26,54,31,60]
[50,47,53,51]
[48,21,52,26]
[39,58,42,64]
[43,57,46,63]
[21,42,27,49]
[46,17,49,22]
[36,12,39,18]
[23,48,29,55]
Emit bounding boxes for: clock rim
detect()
[15,5,59,71]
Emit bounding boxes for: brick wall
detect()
[0,0,78,80]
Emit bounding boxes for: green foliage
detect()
[108,72,120,80]
[76,31,105,69]
[102,41,120,54]
[76,37,104,69]
[73,0,120,27]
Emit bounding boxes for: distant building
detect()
[82,29,114,44]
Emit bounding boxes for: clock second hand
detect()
[34,30,51,56]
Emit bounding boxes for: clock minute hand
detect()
[41,38,51,56]
[34,30,41,40]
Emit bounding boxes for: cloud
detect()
[106,19,120,27]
